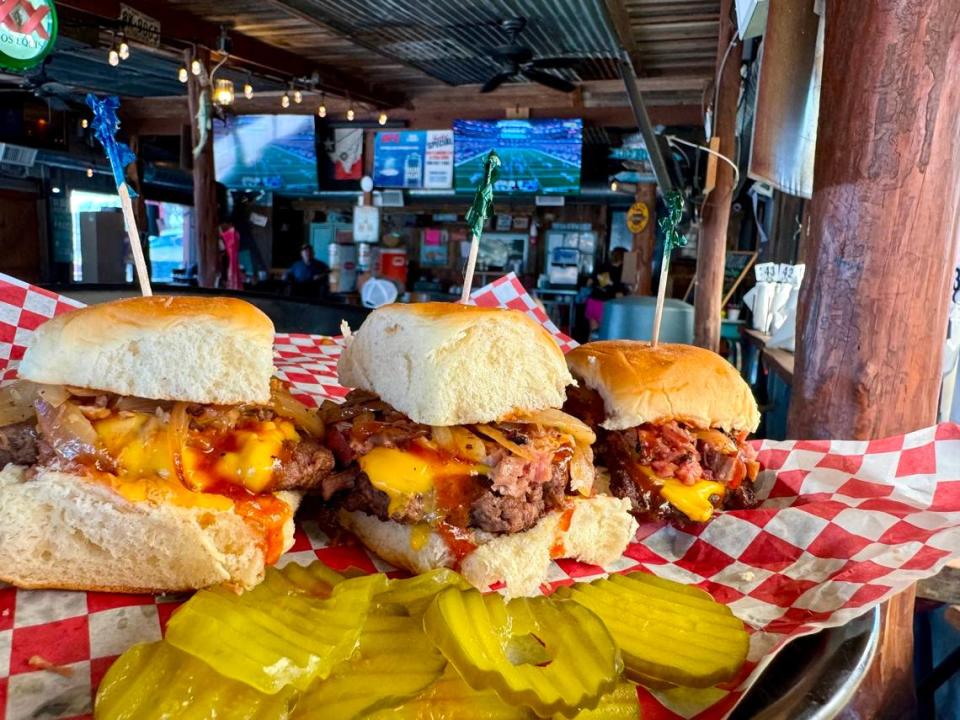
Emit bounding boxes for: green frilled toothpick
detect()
[460,150,501,303]
[651,190,687,346]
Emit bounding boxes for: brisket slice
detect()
[0,421,39,466]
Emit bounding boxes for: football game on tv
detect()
[213,115,318,193]
[453,118,583,195]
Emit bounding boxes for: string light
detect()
[178,66,188,82]
[377,112,388,125]
[610,180,618,192]
[243,75,254,99]
[293,88,303,104]
[81,118,88,129]
[86,168,94,178]
[191,58,202,76]
[108,48,119,66]
[281,92,290,109]
[118,36,130,60]
[346,106,355,121]
[317,93,327,118]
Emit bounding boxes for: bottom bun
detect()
[340,495,638,598]
[0,465,300,592]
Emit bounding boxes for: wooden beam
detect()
[693,0,740,351]
[58,0,405,108]
[186,48,219,289]
[789,4,960,717]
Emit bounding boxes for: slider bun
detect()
[566,341,760,433]
[339,496,638,598]
[0,465,299,592]
[338,303,573,426]
[18,296,275,405]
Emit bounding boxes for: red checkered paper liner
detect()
[0,272,958,720]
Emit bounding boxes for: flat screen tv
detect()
[213,115,318,193]
[453,119,583,195]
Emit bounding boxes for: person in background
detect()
[285,244,329,297]
[584,247,628,335]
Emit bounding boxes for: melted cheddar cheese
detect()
[358,446,489,517]
[639,465,726,523]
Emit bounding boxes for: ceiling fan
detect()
[480,17,581,94]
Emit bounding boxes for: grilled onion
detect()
[508,408,596,446]
[34,397,114,471]
[270,380,324,438]
[570,442,595,495]
[472,424,534,461]
[431,426,487,464]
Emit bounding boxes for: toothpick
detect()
[460,150,501,303]
[118,184,152,297]
[651,252,670,347]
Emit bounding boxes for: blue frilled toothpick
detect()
[86,94,153,296]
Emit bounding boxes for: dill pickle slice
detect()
[280,560,346,597]
[94,641,295,720]
[375,569,472,614]
[557,571,749,688]
[166,572,388,694]
[366,668,639,720]
[294,611,446,719]
[422,588,621,718]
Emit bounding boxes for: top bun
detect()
[18,296,275,405]
[338,303,573,426]
[566,340,760,433]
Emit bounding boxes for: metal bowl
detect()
[731,607,881,719]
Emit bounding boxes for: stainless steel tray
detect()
[731,607,881,719]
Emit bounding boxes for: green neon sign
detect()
[0,0,59,71]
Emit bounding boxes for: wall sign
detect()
[0,0,58,71]
[119,4,160,47]
[626,201,650,234]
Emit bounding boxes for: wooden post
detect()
[186,48,220,288]
[632,182,656,295]
[694,0,741,352]
[789,2,960,718]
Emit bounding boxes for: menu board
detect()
[373,130,453,189]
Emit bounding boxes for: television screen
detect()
[213,115,318,193]
[453,119,582,194]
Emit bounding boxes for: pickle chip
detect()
[280,560,346,597]
[366,668,639,720]
[557,572,749,688]
[294,611,446,719]
[423,588,621,718]
[94,641,296,720]
[166,571,387,694]
[376,569,472,614]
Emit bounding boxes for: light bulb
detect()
[51,186,61,194]
[86,168,94,178]
[293,89,303,104]
[81,118,88,129]
[346,107,355,121]
[108,49,120,67]
[118,41,130,60]
[317,103,327,118]
[281,93,290,109]
[377,112,388,125]
[178,66,188,83]
[191,59,202,76]
[243,82,253,99]
[213,79,235,106]
[610,181,618,192]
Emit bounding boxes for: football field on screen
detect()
[455,147,581,194]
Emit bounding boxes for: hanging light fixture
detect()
[213,78,235,106]
[293,88,303,104]
[243,74,254,99]
[281,91,290,109]
[118,35,130,60]
[191,58,202,76]
[317,93,327,118]
[377,111,388,126]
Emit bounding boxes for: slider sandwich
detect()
[564,341,761,524]
[326,303,638,597]
[0,296,333,591]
